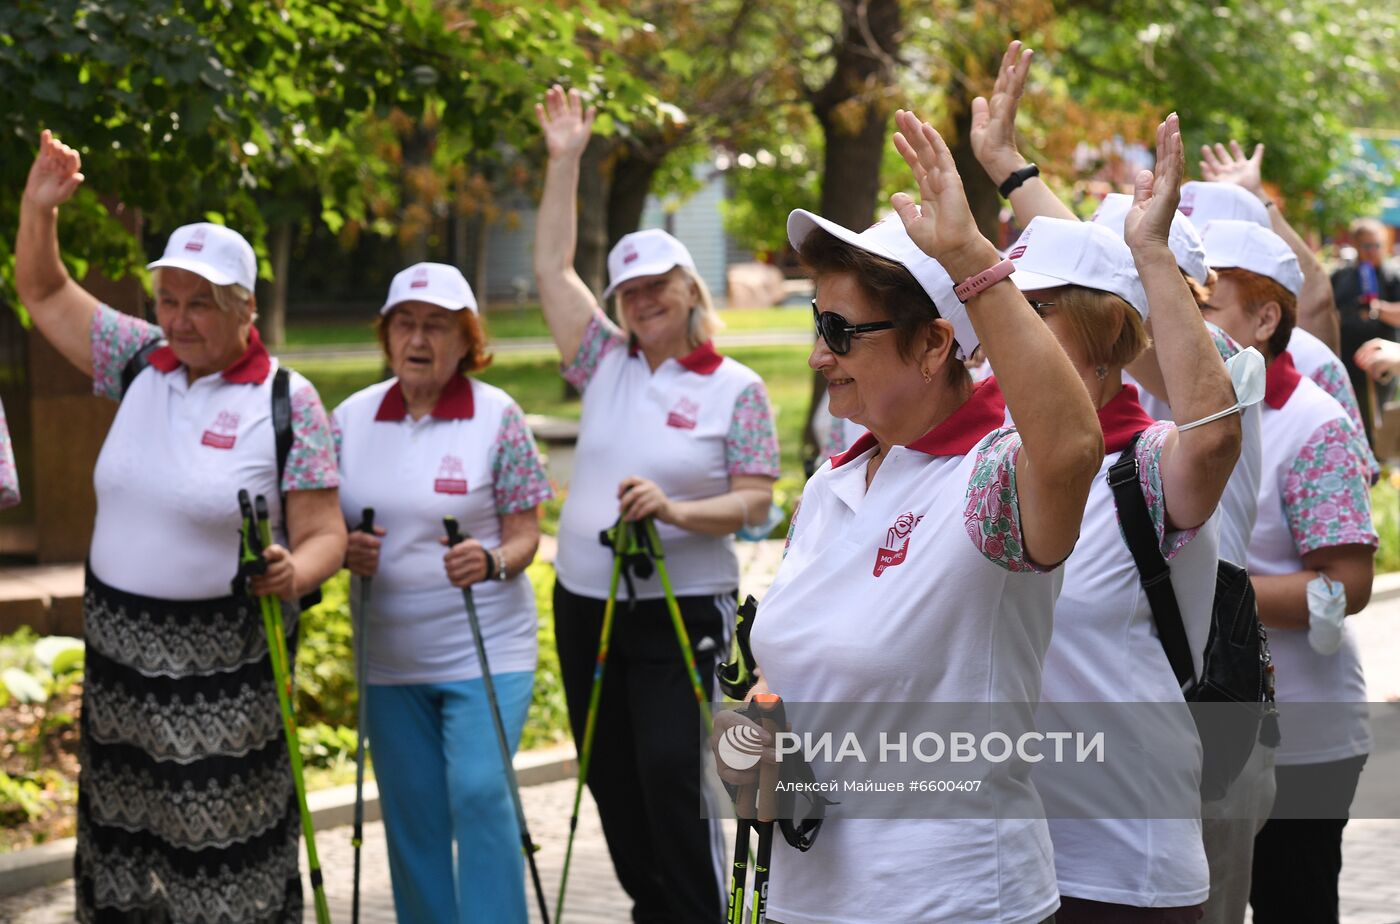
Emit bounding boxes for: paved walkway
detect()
[4,541,1398,922]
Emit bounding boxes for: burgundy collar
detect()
[627,339,724,375]
[375,374,476,421]
[1264,350,1303,410]
[1098,383,1158,453]
[831,378,1007,467]
[147,326,272,384]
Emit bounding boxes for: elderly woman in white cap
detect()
[716,109,1104,924]
[331,262,553,922]
[15,130,345,921]
[534,86,780,921]
[993,116,1242,924]
[1197,219,1377,924]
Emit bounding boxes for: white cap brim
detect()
[381,294,475,315]
[147,257,241,288]
[787,209,895,261]
[602,258,685,299]
[1009,268,1071,293]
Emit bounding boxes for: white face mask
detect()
[1177,347,1266,432]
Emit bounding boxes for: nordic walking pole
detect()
[238,492,332,924]
[351,508,374,924]
[638,518,714,735]
[443,517,551,924]
[749,693,785,924]
[555,519,629,923]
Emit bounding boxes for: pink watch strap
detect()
[953,258,1015,302]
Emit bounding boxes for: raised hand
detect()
[1200,140,1265,197]
[535,85,596,162]
[1124,113,1185,251]
[23,130,85,210]
[969,40,1034,185]
[890,109,997,281]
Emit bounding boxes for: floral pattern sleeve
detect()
[1117,420,1200,560]
[1309,361,1380,480]
[1283,418,1378,556]
[964,428,1048,572]
[91,304,164,400]
[492,402,555,515]
[1206,322,1241,361]
[281,381,341,492]
[726,381,781,478]
[0,398,19,510]
[560,311,625,392]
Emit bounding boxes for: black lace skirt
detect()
[76,568,302,924]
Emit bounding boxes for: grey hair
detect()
[613,266,725,348]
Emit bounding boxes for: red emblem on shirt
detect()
[434,454,468,494]
[200,410,240,450]
[666,397,700,430]
[873,512,924,577]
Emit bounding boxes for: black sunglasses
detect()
[1027,299,1055,318]
[811,298,896,355]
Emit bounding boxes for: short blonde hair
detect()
[1055,284,1149,369]
[614,266,724,348]
[151,267,254,318]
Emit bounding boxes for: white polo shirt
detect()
[333,376,554,685]
[1286,327,1379,480]
[555,312,780,600]
[1036,385,1213,908]
[1122,323,1261,565]
[1248,351,1377,766]
[87,305,340,601]
[753,379,1061,924]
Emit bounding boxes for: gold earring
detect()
[922,367,932,384]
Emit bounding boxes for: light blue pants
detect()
[366,672,534,924]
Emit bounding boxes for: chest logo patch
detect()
[200,410,240,450]
[434,454,468,495]
[873,511,924,577]
[666,397,700,430]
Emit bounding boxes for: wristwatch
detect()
[998,163,1040,199]
[954,259,1016,302]
[490,548,508,581]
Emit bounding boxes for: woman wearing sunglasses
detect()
[713,111,1102,923]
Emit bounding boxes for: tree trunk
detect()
[264,221,291,348]
[802,0,902,460]
[606,144,662,254]
[950,93,1003,245]
[574,135,616,301]
[400,122,436,265]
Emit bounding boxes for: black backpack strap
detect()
[272,365,293,490]
[1107,431,1197,690]
[119,339,167,400]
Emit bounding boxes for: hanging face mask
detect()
[1177,347,1267,432]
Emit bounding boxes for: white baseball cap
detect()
[1200,219,1303,296]
[1006,216,1149,319]
[602,229,697,299]
[1178,181,1269,230]
[1090,193,1209,285]
[786,208,974,358]
[381,262,478,315]
[147,222,257,291]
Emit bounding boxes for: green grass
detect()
[281,304,811,349]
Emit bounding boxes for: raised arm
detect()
[969,41,1077,225]
[15,130,101,377]
[533,86,604,365]
[1125,116,1241,530]
[893,109,1103,567]
[1201,141,1339,353]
